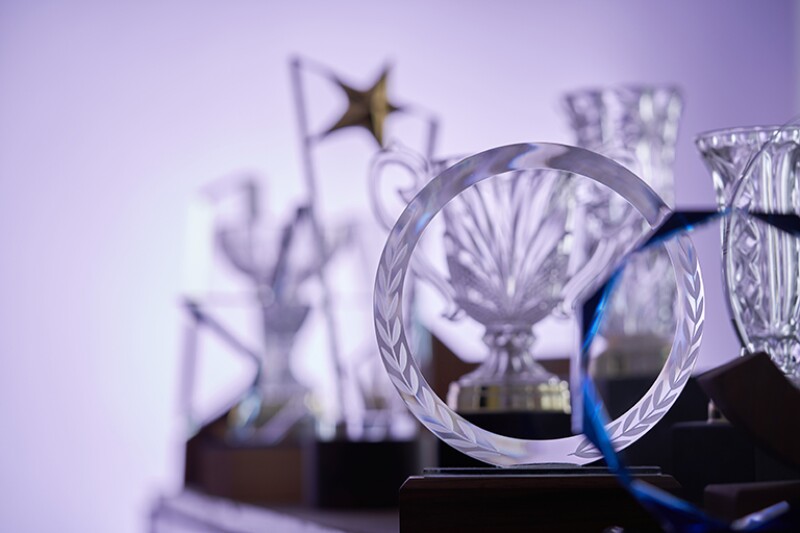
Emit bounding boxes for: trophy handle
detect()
[557,235,625,317]
[368,143,460,319]
[555,159,645,318]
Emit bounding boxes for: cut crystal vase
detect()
[562,86,682,375]
[697,126,800,383]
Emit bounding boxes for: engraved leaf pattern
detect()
[374,218,501,459]
[571,236,703,459]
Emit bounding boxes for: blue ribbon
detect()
[579,208,800,532]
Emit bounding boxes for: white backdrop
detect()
[0,1,797,531]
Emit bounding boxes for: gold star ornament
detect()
[325,67,401,147]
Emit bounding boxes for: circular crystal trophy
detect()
[370,143,655,416]
[373,143,704,465]
[697,125,800,383]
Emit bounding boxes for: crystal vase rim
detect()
[695,125,800,149]
[561,84,681,101]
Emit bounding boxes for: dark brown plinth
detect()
[400,467,679,532]
[184,406,309,505]
[185,436,305,505]
[697,351,800,468]
[303,438,421,509]
[705,481,800,521]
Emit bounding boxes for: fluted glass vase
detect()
[563,86,682,376]
[697,126,800,383]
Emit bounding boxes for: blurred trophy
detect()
[562,86,682,378]
[214,193,317,439]
[697,125,800,383]
[370,144,646,423]
[182,174,354,443]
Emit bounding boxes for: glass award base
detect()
[437,411,571,468]
[399,466,678,533]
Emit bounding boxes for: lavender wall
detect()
[0,1,796,532]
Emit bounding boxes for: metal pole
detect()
[290,57,350,425]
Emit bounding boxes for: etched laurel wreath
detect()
[571,237,703,459]
[373,143,704,466]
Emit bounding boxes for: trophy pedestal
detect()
[185,431,305,505]
[303,438,421,508]
[671,420,800,506]
[668,353,800,505]
[399,466,679,532]
[671,420,757,504]
[697,352,800,468]
[184,405,312,505]
[705,480,800,521]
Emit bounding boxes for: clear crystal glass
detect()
[563,86,682,373]
[441,168,575,411]
[697,125,800,382]
[372,142,703,465]
[370,145,647,413]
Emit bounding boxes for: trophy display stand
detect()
[400,466,679,533]
[704,480,800,522]
[423,339,679,531]
[667,352,800,516]
[186,409,424,510]
[303,436,422,508]
[372,144,708,531]
[184,407,310,505]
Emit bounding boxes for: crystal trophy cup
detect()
[371,145,578,418]
[374,143,704,465]
[697,126,800,383]
[215,208,320,438]
[563,86,682,377]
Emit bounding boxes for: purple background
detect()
[0,1,797,531]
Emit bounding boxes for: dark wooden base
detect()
[399,466,679,532]
[183,407,311,505]
[705,480,800,522]
[697,351,800,468]
[186,430,422,509]
[185,436,305,504]
[304,438,421,509]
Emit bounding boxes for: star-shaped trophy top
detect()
[324,67,401,146]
